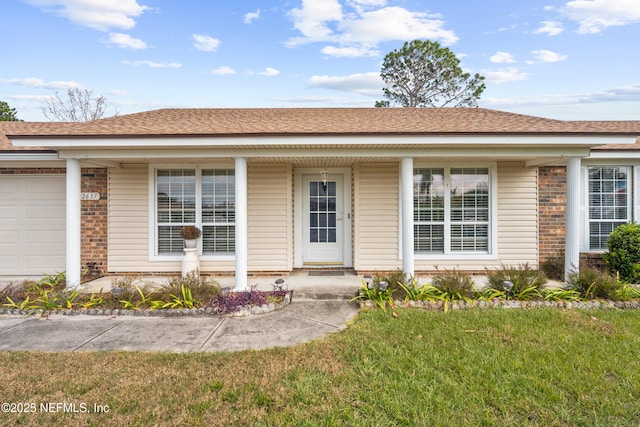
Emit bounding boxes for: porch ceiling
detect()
[251,157,396,167]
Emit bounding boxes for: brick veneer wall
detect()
[538,166,566,263]
[81,168,108,278]
[0,167,108,279]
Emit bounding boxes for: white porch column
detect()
[565,156,581,281]
[400,157,415,278]
[65,158,82,289]
[233,157,248,291]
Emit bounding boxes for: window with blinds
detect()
[414,167,490,254]
[588,166,629,250]
[202,170,235,253]
[156,168,235,255]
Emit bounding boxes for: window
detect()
[309,181,337,243]
[414,167,490,254]
[588,166,629,250]
[156,168,235,256]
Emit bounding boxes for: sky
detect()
[1,0,640,122]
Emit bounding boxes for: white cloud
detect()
[490,52,516,63]
[0,77,81,90]
[482,67,529,84]
[105,33,147,49]
[321,45,379,57]
[122,60,182,68]
[210,66,237,75]
[482,84,640,108]
[255,67,280,76]
[107,89,129,96]
[306,72,382,96]
[271,95,372,106]
[244,9,260,24]
[562,0,640,34]
[341,7,458,45]
[4,94,52,101]
[533,20,564,36]
[288,0,343,43]
[287,1,458,49]
[531,49,567,62]
[25,0,148,31]
[192,34,221,52]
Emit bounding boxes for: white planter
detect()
[182,248,200,278]
[184,239,197,248]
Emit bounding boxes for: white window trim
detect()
[399,161,498,261]
[580,165,633,253]
[148,163,235,262]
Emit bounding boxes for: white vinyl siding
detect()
[108,164,154,271]
[353,163,399,271]
[495,162,538,264]
[416,162,538,271]
[109,163,290,273]
[109,164,236,273]
[247,164,293,271]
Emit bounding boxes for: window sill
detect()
[150,254,236,262]
[415,253,497,261]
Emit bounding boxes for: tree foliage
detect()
[43,88,108,121]
[0,101,21,121]
[378,39,486,108]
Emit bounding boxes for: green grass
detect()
[1,308,640,426]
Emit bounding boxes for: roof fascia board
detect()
[57,147,591,160]
[11,135,636,149]
[586,151,640,160]
[0,153,61,161]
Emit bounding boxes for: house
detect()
[1,108,639,289]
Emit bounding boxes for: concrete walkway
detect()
[0,300,360,353]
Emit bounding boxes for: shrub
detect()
[156,273,220,303]
[431,268,474,299]
[352,280,395,311]
[603,223,640,283]
[207,285,269,315]
[373,269,408,300]
[565,267,621,300]
[541,252,565,281]
[486,264,547,300]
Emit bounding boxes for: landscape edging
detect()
[360,298,640,310]
[0,293,292,318]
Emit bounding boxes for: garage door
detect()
[0,175,66,275]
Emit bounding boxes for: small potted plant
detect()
[180,225,201,248]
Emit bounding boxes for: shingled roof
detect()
[2,108,639,149]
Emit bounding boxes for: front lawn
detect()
[1,308,639,426]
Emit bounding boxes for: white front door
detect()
[296,169,353,266]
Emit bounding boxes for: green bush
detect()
[156,273,221,302]
[603,223,640,283]
[566,267,621,300]
[486,264,547,300]
[431,268,474,299]
[373,269,408,300]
